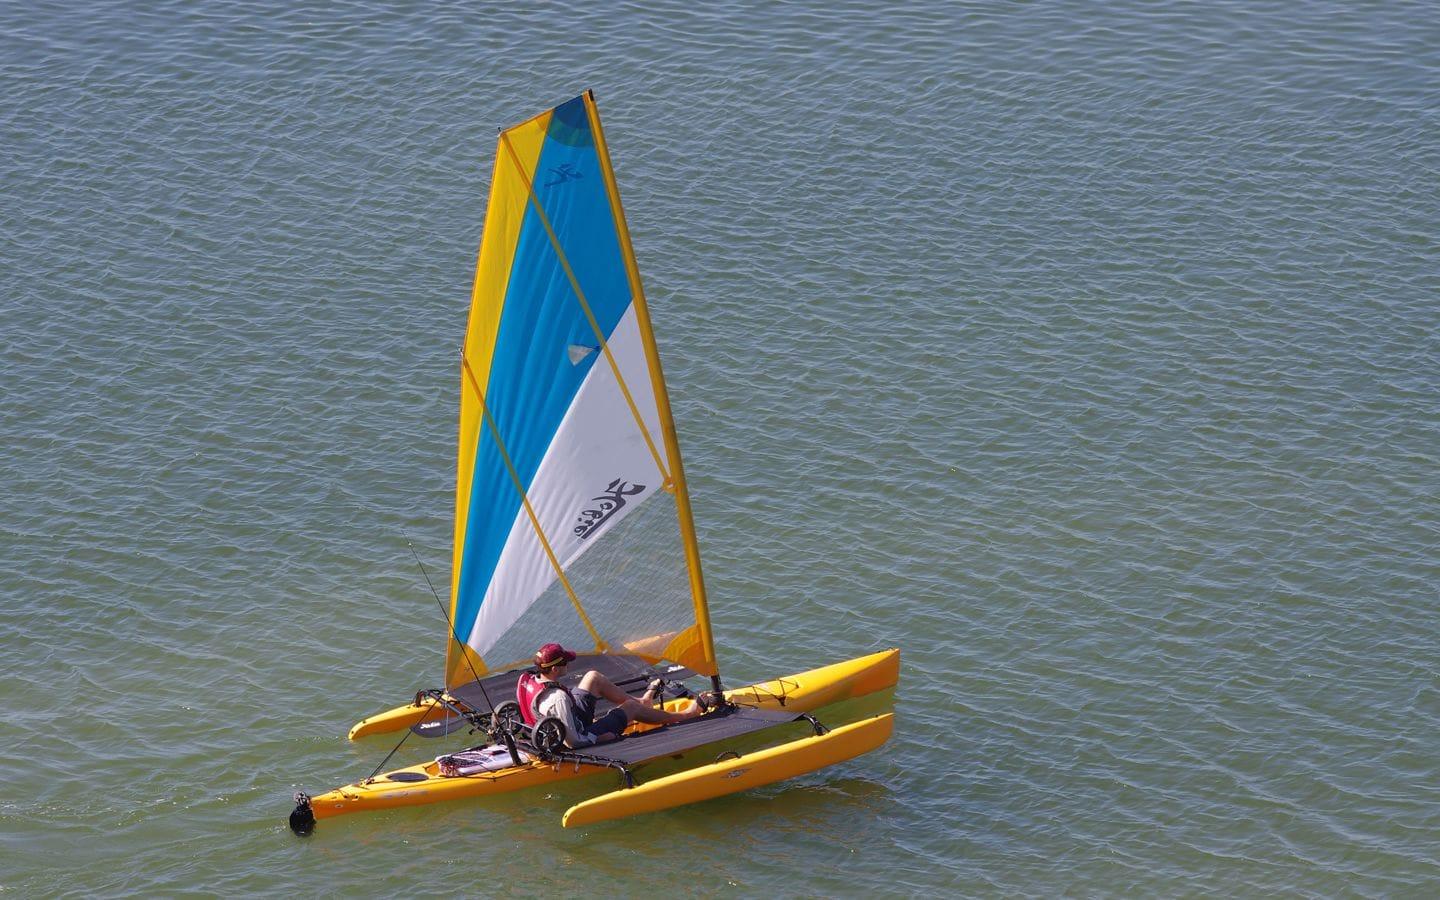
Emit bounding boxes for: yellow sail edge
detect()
[448,113,550,684]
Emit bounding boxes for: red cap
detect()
[535,642,578,668]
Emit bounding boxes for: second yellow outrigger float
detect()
[290,92,899,834]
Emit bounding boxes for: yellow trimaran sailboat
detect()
[290,92,899,833]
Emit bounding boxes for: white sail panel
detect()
[466,306,667,662]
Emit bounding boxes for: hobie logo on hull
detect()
[574,479,646,539]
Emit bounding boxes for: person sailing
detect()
[520,643,705,747]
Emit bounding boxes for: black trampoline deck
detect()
[442,654,799,768]
[561,706,803,766]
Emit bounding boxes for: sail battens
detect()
[497,130,671,486]
[451,97,631,673]
[461,355,607,656]
[447,93,715,687]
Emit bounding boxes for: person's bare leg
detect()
[577,670,633,706]
[577,672,705,726]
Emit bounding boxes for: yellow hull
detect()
[348,696,448,741]
[306,648,899,823]
[562,713,894,827]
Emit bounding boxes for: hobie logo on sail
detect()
[574,479,646,539]
[545,163,582,187]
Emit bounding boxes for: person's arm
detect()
[537,691,596,748]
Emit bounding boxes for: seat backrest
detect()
[515,672,546,725]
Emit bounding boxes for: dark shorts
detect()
[575,690,630,739]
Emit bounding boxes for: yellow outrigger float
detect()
[290,93,899,833]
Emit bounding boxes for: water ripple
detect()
[3,0,1440,895]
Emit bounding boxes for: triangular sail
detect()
[446,92,717,688]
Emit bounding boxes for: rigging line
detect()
[361,540,496,786]
[460,352,607,652]
[496,129,672,488]
[409,538,495,709]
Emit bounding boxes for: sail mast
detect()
[582,90,721,681]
